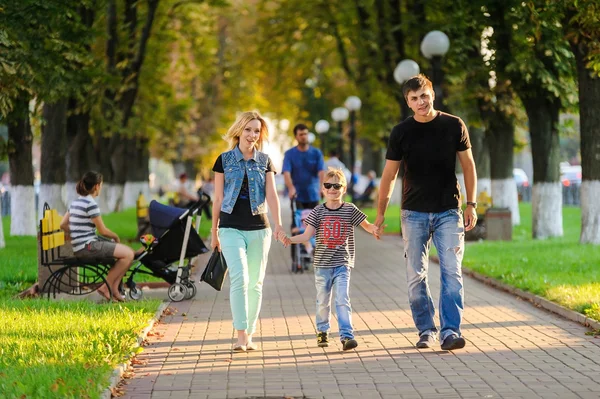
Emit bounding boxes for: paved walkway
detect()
[122,205,600,399]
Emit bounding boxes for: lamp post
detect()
[393,60,419,236]
[331,107,349,164]
[344,96,361,200]
[315,119,330,154]
[420,30,450,112]
[393,59,420,120]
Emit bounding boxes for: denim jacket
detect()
[221,146,270,215]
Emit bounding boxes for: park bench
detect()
[38,203,116,299]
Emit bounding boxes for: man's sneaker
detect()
[341,338,358,351]
[416,334,436,348]
[441,335,466,351]
[317,332,329,347]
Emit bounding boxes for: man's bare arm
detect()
[375,160,401,226]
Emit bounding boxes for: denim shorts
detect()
[75,240,116,259]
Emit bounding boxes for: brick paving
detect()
[121,205,600,399]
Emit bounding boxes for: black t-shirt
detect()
[385,112,471,212]
[212,154,276,230]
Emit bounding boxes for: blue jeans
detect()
[218,228,271,335]
[314,266,353,340]
[401,208,465,342]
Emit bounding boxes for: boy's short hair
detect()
[402,73,434,100]
[325,167,347,186]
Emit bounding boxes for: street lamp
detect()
[393,59,420,120]
[315,119,330,154]
[344,96,361,200]
[420,30,450,112]
[331,107,349,165]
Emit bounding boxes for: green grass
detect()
[363,205,401,234]
[0,207,212,289]
[359,203,600,323]
[464,204,600,322]
[0,298,161,398]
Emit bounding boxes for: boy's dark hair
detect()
[76,171,103,196]
[328,149,339,158]
[402,74,434,100]
[293,123,309,136]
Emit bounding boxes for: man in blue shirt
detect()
[282,124,326,210]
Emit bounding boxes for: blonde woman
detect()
[211,111,284,352]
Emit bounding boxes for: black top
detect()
[212,154,275,230]
[385,112,471,212]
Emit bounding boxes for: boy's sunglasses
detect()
[323,183,344,190]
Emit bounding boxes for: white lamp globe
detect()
[344,96,362,111]
[331,107,349,122]
[394,59,420,84]
[420,30,450,59]
[279,119,290,131]
[308,132,316,144]
[315,120,330,134]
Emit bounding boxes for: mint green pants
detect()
[218,227,272,334]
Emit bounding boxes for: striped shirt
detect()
[305,203,367,268]
[69,195,100,252]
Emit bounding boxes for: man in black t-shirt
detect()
[375,74,478,351]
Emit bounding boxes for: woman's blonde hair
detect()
[325,167,347,186]
[223,111,269,151]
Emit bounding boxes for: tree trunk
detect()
[572,41,600,244]
[39,100,68,216]
[522,95,562,239]
[470,126,491,196]
[123,138,150,209]
[7,94,36,236]
[65,99,95,208]
[488,112,520,225]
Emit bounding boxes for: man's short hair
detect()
[402,74,434,100]
[293,123,309,136]
[179,173,188,180]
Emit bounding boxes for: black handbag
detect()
[200,250,228,291]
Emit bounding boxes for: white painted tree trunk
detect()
[478,178,492,197]
[491,178,520,225]
[38,184,66,219]
[580,180,600,244]
[390,178,402,205]
[10,186,36,236]
[122,181,150,209]
[99,184,124,213]
[64,182,78,209]
[456,173,465,199]
[532,182,563,239]
[0,196,5,248]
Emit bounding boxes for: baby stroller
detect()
[290,198,315,273]
[124,193,211,302]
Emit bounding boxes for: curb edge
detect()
[101,301,169,399]
[430,255,600,332]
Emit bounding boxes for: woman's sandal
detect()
[246,341,258,351]
[232,344,247,352]
[96,287,112,301]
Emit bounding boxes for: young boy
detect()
[281,168,381,350]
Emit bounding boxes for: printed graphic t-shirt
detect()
[305,202,367,268]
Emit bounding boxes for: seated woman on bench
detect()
[60,171,135,302]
